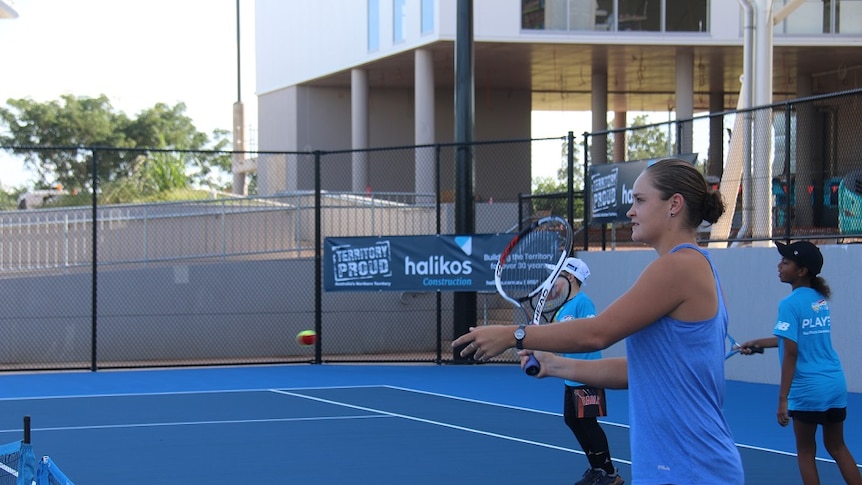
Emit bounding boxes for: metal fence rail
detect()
[0,192,442,275]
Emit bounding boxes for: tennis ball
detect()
[296,330,316,346]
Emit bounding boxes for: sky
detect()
[0,0,257,188]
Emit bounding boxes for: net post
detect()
[23,415,30,444]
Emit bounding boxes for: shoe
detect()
[574,467,625,485]
[574,468,602,485]
[593,468,624,485]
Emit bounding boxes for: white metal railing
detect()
[0,192,438,275]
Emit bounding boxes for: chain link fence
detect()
[2,89,862,371]
[576,89,862,248]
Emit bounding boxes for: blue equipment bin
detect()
[838,170,862,234]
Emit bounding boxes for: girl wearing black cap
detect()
[740,241,862,485]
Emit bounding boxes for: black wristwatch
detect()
[514,324,527,350]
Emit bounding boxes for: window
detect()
[421,0,434,34]
[665,0,708,32]
[522,0,545,29]
[394,0,406,43]
[522,0,709,32]
[777,0,862,34]
[838,0,862,34]
[368,0,380,52]
[618,0,658,32]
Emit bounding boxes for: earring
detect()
[670,212,676,217]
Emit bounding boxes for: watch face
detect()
[514,327,526,339]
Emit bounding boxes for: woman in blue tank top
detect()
[454,158,745,484]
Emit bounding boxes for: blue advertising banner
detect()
[324,234,516,292]
[589,159,648,223]
[588,154,697,223]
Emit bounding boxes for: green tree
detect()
[608,114,670,161]
[532,137,585,193]
[0,185,26,211]
[531,137,585,218]
[530,115,669,219]
[0,95,231,194]
[124,103,232,189]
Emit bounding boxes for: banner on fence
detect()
[588,154,697,223]
[324,234,521,292]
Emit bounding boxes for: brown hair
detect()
[644,158,725,228]
[811,276,832,299]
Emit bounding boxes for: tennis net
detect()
[35,457,74,485]
[0,417,75,485]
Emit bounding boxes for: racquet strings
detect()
[499,220,568,306]
[534,274,571,320]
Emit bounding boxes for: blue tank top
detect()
[625,243,743,484]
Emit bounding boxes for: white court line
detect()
[379,383,632,454]
[0,414,390,435]
[0,385,850,467]
[381,384,632,429]
[279,385,853,467]
[0,384,386,402]
[380,386,856,466]
[272,388,633,465]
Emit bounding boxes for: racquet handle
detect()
[524,354,540,376]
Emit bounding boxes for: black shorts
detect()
[564,385,607,418]
[790,407,847,424]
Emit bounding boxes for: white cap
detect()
[561,257,590,284]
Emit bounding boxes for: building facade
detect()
[253,0,862,205]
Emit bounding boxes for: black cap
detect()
[776,241,823,276]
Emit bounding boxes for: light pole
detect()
[232,0,248,195]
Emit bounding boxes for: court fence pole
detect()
[90,148,99,372]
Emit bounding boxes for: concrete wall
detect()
[256,85,533,197]
[3,242,859,392]
[0,259,449,367]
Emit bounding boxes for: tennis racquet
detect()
[495,215,573,375]
[725,333,763,359]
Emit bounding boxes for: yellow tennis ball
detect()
[296,330,316,346]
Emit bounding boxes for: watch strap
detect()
[515,324,527,350]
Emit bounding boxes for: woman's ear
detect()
[670,192,684,216]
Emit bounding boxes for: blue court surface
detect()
[0,364,859,484]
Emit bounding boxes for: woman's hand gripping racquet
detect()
[725,333,764,359]
[495,216,573,375]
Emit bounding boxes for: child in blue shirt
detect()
[553,257,623,485]
[741,241,862,485]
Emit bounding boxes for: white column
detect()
[231,101,247,195]
[351,69,369,193]
[675,49,694,156]
[752,0,775,242]
[415,49,436,195]
[613,112,626,162]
